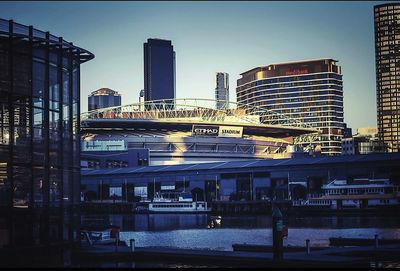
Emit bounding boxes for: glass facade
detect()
[236,59,344,155]
[88,88,121,111]
[374,3,400,152]
[144,39,176,105]
[0,19,93,250]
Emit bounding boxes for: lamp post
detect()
[272,204,284,260]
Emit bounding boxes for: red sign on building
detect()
[285,69,308,76]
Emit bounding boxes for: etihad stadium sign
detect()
[192,125,219,136]
[192,125,243,138]
[219,126,243,138]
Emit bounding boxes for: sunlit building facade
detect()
[237,59,344,155]
[0,18,93,262]
[374,3,400,152]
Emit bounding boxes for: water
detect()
[81,213,400,251]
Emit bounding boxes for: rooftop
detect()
[0,18,94,63]
[240,58,339,76]
[81,153,400,178]
[89,88,120,96]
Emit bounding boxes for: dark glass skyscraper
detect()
[0,18,93,264]
[374,3,400,152]
[88,88,121,111]
[143,39,175,104]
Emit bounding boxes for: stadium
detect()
[80,98,318,166]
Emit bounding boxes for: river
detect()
[81,213,400,250]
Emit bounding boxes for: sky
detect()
[0,1,391,131]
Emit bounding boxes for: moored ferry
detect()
[148,192,210,213]
[292,178,400,210]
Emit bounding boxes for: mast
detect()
[215,175,218,201]
[287,172,291,200]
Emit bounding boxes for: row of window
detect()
[237,78,342,92]
[267,105,343,114]
[257,95,343,105]
[246,100,343,109]
[151,204,193,208]
[326,188,386,195]
[238,86,343,99]
[238,78,343,91]
[237,73,342,90]
[238,88,343,100]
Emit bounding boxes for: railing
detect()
[292,199,331,206]
[81,98,318,130]
[307,193,325,199]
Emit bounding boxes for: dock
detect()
[232,243,326,252]
[72,242,400,268]
[329,237,400,247]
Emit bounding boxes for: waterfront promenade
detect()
[73,242,400,268]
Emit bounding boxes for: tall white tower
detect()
[139,89,145,111]
[215,72,229,110]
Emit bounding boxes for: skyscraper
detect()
[215,72,229,110]
[236,59,344,156]
[143,39,176,105]
[374,3,400,152]
[88,88,121,111]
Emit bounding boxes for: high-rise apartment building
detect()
[374,3,400,152]
[215,72,229,110]
[144,39,176,104]
[237,59,344,155]
[88,88,121,111]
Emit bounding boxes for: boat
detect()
[148,192,210,213]
[207,215,222,228]
[292,178,400,210]
[80,224,126,246]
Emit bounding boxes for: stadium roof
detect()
[80,98,319,137]
[82,153,400,178]
[81,118,316,137]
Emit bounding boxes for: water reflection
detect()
[81,214,400,232]
[80,213,400,250]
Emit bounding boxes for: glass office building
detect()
[144,38,176,106]
[0,18,94,260]
[88,88,121,111]
[374,3,400,152]
[236,59,344,155]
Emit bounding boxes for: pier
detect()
[71,242,400,268]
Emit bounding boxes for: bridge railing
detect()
[81,98,316,130]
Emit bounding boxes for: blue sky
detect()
[0,1,390,131]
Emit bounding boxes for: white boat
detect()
[148,192,210,213]
[80,225,121,245]
[292,178,400,209]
